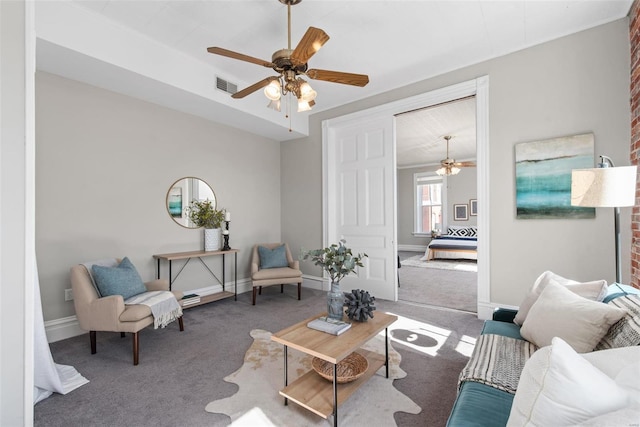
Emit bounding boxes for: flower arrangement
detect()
[301,239,368,283]
[186,199,225,229]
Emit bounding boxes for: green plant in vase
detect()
[301,239,367,320]
[187,199,226,250]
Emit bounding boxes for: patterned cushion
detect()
[596,295,640,350]
[447,226,477,237]
[91,257,147,300]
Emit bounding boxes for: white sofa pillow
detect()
[520,282,626,353]
[514,271,607,326]
[506,337,630,427]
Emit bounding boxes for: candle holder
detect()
[222,221,231,251]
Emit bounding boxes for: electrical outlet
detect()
[64,288,73,301]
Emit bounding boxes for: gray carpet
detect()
[34,287,483,427]
[398,251,477,313]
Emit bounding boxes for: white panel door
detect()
[325,116,396,301]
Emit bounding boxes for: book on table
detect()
[307,316,352,335]
[181,293,201,306]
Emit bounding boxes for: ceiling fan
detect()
[206,0,369,113]
[436,136,476,176]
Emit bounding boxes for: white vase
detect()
[204,228,221,251]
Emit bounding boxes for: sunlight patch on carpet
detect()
[205,329,421,426]
[401,255,478,272]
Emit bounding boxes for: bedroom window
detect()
[414,173,443,234]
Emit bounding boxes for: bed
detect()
[424,226,478,261]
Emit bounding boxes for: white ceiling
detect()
[36,0,632,151]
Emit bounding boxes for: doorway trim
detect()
[323,76,490,317]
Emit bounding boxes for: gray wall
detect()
[36,72,282,321]
[282,18,632,306]
[397,166,477,249]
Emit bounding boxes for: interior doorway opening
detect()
[395,96,478,313]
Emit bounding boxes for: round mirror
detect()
[166,177,216,228]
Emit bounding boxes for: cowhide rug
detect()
[205,329,421,426]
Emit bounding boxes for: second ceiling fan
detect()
[207,0,369,112]
[436,136,476,176]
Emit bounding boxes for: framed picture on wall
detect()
[454,204,468,221]
[470,199,478,216]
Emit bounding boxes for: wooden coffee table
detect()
[271,312,397,427]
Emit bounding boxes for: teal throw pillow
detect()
[258,245,288,269]
[92,257,147,299]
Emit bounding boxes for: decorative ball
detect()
[343,289,376,322]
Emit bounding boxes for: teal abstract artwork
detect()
[515,133,596,219]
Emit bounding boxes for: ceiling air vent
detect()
[216,77,237,95]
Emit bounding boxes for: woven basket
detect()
[311,352,369,384]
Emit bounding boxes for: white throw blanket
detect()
[125,291,182,329]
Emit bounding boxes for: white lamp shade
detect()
[571,165,637,207]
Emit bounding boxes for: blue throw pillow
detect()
[92,257,147,300]
[258,245,288,269]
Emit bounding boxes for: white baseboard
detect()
[301,274,326,291]
[477,300,519,320]
[45,279,255,343]
[45,276,514,341]
[44,315,85,343]
[398,244,427,252]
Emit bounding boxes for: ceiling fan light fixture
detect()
[299,81,316,102]
[297,99,312,112]
[264,79,282,101]
[436,165,461,176]
[267,99,281,111]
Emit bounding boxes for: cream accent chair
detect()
[70,263,184,365]
[250,243,303,305]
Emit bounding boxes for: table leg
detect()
[333,363,338,427]
[169,260,173,291]
[222,254,226,292]
[385,327,389,378]
[156,259,160,280]
[234,251,238,301]
[284,345,288,406]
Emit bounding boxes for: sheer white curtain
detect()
[33,261,88,404]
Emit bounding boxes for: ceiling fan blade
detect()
[291,27,330,65]
[207,47,274,68]
[231,76,279,99]
[453,161,477,167]
[306,69,369,87]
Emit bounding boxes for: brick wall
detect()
[631,1,640,287]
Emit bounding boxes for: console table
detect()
[152,249,238,308]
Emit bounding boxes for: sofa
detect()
[447,272,640,427]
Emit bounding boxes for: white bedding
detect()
[423,237,478,261]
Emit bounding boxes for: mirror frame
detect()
[166,176,216,229]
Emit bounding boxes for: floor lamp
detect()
[571,156,637,284]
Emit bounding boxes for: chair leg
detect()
[90,331,97,355]
[121,332,126,338]
[252,287,257,305]
[297,282,301,300]
[178,316,184,331]
[258,286,262,295]
[132,332,139,366]
[281,284,284,293]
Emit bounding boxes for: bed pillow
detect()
[514,270,607,326]
[447,225,477,237]
[595,295,640,350]
[506,337,630,427]
[91,257,147,300]
[520,282,626,353]
[258,245,288,269]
